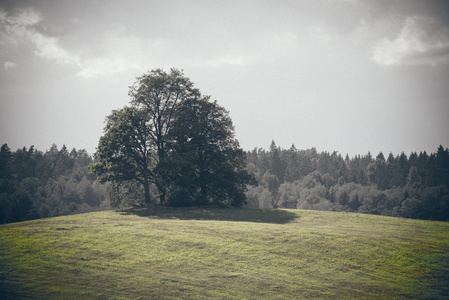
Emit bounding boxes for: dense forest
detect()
[0,144,109,224]
[245,141,449,221]
[1,141,449,224]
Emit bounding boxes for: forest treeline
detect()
[0,144,109,224]
[245,141,449,221]
[1,141,449,224]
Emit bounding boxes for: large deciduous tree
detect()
[91,68,253,207]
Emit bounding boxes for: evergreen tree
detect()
[435,145,449,187]
[284,144,301,183]
[0,144,13,193]
[269,141,285,183]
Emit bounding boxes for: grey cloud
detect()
[372,15,449,66]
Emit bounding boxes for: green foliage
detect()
[108,181,146,208]
[1,209,448,299]
[246,143,449,221]
[91,68,253,207]
[90,106,155,203]
[0,144,109,224]
[129,68,201,204]
[165,97,255,207]
[0,144,13,190]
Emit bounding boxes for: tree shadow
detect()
[120,206,298,224]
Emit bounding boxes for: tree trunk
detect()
[156,142,166,205]
[143,178,151,204]
[198,153,208,206]
[159,188,166,205]
[154,179,166,205]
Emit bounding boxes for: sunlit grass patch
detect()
[1,208,448,299]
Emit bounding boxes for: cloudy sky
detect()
[1,0,448,157]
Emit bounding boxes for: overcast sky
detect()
[1,0,448,157]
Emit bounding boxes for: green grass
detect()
[1,207,448,299]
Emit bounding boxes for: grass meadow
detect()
[1,207,448,299]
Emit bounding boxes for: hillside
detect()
[1,207,448,299]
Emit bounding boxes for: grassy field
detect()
[1,207,448,299]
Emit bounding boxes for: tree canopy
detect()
[245,142,449,221]
[164,97,255,206]
[0,144,107,224]
[89,106,155,203]
[90,68,254,207]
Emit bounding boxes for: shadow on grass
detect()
[120,206,298,224]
